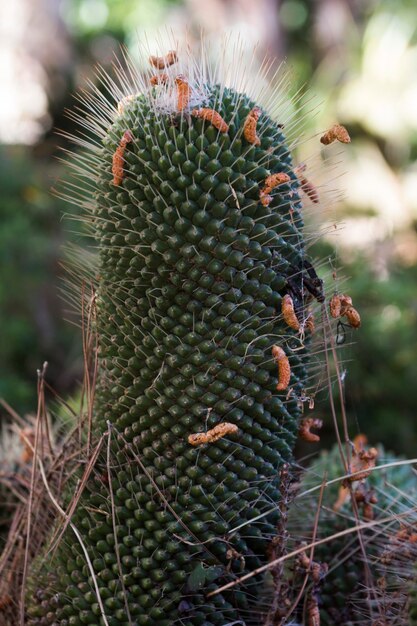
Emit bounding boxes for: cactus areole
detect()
[27,45,315,625]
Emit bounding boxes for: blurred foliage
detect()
[62,0,181,35]
[1,0,416,455]
[308,238,417,456]
[0,147,82,411]
[341,253,417,455]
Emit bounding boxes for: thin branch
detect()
[207,507,417,598]
[20,362,47,626]
[0,398,27,428]
[33,439,110,626]
[283,476,327,624]
[47,434,105,558]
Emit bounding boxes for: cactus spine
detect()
[26,42,317,625]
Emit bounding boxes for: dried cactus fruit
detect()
[298,417,323,443]
[149,49,178,69]
[188,422,239,446]
[282,293,301,331]
[111,129,134,185]
[243,106,262,146]
[174,74,191,111]
[190,107,229,132]
[272,345,292,391]
[320,123,351,145]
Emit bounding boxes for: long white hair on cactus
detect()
[58,30,317,322]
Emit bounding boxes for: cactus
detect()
[289,442,417,625]
[380,522,417,626]
[24,42,320,625]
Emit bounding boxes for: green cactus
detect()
[289,443,417,625]
[25,45,318,625]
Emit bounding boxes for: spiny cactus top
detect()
[27,41,321,626]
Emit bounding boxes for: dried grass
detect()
[0,283,99,625]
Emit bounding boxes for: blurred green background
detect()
[1,0,416,454]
